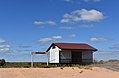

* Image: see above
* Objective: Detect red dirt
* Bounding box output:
[0,67,119,78]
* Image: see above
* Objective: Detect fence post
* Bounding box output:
[46,52,49,66]
[31,52,34,68]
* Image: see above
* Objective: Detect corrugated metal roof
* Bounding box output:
[46,43,97,52]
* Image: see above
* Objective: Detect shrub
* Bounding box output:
[0,59,6,66]
[99,60,104,64]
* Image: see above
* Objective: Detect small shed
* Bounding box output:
[46,43,97,64]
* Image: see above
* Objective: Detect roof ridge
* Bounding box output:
[53,42,88,44]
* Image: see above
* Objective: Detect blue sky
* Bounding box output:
[0,0,119,62]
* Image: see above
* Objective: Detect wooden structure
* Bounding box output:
[31,52,48,68]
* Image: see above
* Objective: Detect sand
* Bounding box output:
[0,67,119,78]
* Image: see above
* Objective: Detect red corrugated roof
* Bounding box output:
[46,43,97,52]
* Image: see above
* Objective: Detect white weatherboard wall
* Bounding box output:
[48,46,60,63]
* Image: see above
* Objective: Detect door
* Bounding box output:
[72,52,82,63]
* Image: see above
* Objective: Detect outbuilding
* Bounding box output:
[46,43,97,64]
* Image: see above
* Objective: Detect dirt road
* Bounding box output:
[0,67,119,78]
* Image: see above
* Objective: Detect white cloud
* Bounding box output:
[109,44,119,49]
[64,0,101,3]
[93,0,101,2]
[89,37,111,42]
[36,34,76,44]
[0,45,11,51]
[46,21,56,25]
[60,24,94,30]
[18,45,32,48]
[64,0,71,2]
[83,0,90,2]
[52,36,63,39]
[36,36,63,44]
[70,34,76,37]
[98,50,119,52]
[37,38,53,43]
[34,21,45,25]
[34,21,56,25]
[0,38,6,43]
[84,0,101,2]
[79,24,95,28]
[60,26,74,30]
[61,9,104,23]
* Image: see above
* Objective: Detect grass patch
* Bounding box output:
[0,62,93,69]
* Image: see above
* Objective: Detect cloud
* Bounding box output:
[64,0,81,4]
[34,21,56,25]
[61,9,104,23]
[64,0,72,2]
[52,36,63,39]
[79,24,95,28]
[64,0,101,3]
[18,45,32,48]
[60,26,74,30]
[36,34,76,44]
[60,24,94,30]
[0,45,11,51]
[109,44,119,49]
[11,49,33,52]
[93,0,101,2]
[84,0,101,2]
[70,34,76,37]
[34,21,45,25]
[98,50,119,52]
[37,38,53,43]
[83,0,90,2]
[46,21,56,25]
[89,37,111,42]
[0,38,6,43]
[36,36,63,44]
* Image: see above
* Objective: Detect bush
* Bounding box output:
[0,59,6,66]
[98,60,104,64]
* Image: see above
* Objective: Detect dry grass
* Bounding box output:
[93,60,119,72]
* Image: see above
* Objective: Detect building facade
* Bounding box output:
[46,43,97,64]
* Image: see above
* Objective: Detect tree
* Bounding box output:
[0,59,6,66]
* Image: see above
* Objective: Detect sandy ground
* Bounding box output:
[0,67,119,78]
